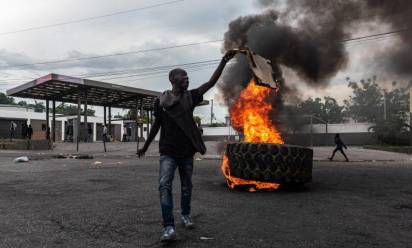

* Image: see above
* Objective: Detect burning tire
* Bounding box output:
[226,142,313,185]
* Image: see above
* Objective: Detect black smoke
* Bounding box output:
[219,0,412,110]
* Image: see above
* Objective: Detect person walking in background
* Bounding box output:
[87,124,93,142]
[329,133,349,162]
[67,123,74,142]
[21,122,28,139]
[122,124,127,142]
[10,121,17,141]
[102,125,108,142]
[27,125,33,140]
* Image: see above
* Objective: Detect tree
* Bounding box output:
[55,103,95,116]
[345,76,410,145]
[29,101,45,113]
[344,76,383,123]
[17,101,28,106]
[0,93,15,105]
[124,109,150,123]
[367,82,410,145]
[298,97,323,120]
[297,96,344,124]
[321,97,345,123]
[281,96,344,134]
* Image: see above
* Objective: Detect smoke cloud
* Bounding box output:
[219,0,412,111]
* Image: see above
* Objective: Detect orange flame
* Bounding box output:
[221,155,280,192]
[221,80,284,191]
[230,80,283,143]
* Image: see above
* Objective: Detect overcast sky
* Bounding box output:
[0,0,402,122]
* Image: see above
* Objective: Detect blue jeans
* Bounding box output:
[159,155,194,227]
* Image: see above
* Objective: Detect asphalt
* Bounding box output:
[1,148,412,247]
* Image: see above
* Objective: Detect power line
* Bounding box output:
[110,65,221,85]
[0,39,223,69]
[0,28,410,83]
[344,35,400,47]
[0,0,184,36]
[340,27,411,43]
[95,62,220,81]
[1,28,408,70]
[0,59,222,83]
[78,59,220,78]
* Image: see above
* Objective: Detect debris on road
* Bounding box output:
[13,156,29,163]
[200,236,214,240]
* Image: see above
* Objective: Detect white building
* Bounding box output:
[0,104,147,142]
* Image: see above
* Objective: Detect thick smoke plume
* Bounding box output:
[219,0,412,111]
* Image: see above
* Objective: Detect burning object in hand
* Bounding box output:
[232,48,280,91]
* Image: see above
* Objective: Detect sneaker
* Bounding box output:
[160,226,176,242]
[181,215,195,229]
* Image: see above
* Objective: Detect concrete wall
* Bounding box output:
[113,124,121,141]
[203,126,238,136]
[202,132,378,146]
[31,119,47,140]
[51,121,62,141]
[201,124,374,136]
[283,133,378,146]
[299,123,374,134]
[0,105,35,112]
[0,140,50,150]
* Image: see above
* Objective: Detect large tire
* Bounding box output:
[226,143,313,184]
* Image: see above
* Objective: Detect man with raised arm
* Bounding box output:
[137,50,236,242]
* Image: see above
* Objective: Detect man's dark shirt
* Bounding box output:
[155,89,203,158]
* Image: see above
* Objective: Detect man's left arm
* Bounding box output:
[197,50,237,95]
[341,140,348,149]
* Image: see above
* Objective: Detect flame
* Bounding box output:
[221,155,280,192]
[230,80,283,143]
[221,80,284,191]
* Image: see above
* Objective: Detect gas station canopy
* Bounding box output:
[6,73,160,110]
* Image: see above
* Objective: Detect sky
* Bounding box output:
[0,0,403,122]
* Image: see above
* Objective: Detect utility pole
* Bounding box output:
[210,99,214,126]
[383,90,387,120]
[310,115,313,147]
[409,87,412,145]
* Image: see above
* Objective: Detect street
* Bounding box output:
[0,145,411,247]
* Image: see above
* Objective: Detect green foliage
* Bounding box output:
[344,76,383,122]
[0,93,16,105]
[209,122,227,127]
[31,101,46,112]
[281,96,344,134]
[345,76,410,145]
[322,97,345,123]
[124,109,150,123]
[55,103,95,116]
[17,101,27,106]
[294,96,344,124]
[0,93,45,112]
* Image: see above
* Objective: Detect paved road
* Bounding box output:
[1,142,411,162]
[0,152,411,247]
